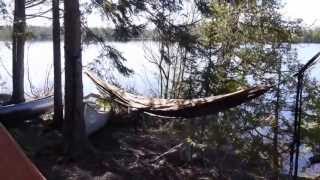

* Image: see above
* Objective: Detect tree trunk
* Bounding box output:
[63,0,90,155]
[52,0,63,127]
[11,0,26,103]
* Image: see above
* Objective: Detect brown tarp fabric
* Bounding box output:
[86,72,270,118]
[0,123,46,180]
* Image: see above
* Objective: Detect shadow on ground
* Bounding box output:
[7,119,313,180]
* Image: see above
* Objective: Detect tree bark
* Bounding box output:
[63,0,90,155]
[52,0,63,127]
[11,0,26,103]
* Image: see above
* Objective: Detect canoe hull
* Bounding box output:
[84,102,109,136]
[0,95,108,135]
[0,96,54,124]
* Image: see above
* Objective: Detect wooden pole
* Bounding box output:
[290,51,320,179]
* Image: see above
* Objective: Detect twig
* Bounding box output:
[152,142,185,162]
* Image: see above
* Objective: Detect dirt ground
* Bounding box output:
[7,118,313,180]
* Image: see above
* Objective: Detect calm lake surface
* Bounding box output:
[0,41,320,96]
[0,41,320,177]
[0,41,160,96]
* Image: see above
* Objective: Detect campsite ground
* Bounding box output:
[7,118,314,180]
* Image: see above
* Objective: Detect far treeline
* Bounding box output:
[1,25,320,43]
[296,27,320,43]
[0,26,154,41]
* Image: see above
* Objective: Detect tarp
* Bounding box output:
[86,72,270,118]
[0,123,46,180]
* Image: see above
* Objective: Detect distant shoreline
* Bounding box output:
[1,25,320,43]
[0,26,154,42]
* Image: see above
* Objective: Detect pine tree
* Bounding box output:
[64,0,90,155]
[52,0,63,127]
[11,0,26,103]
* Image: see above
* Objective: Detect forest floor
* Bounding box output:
[7,118,314,180]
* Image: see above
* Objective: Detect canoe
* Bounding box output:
[0,96,54,124]
[84,95,109,135]
[0,94,109,135]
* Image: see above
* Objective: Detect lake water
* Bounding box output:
[0,41,162,96]
[0,41,320,96]
[0,41,320,177]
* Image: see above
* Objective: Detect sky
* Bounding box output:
[87,1,320,28]
[1,0,320,28]
[281,0,320,27]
